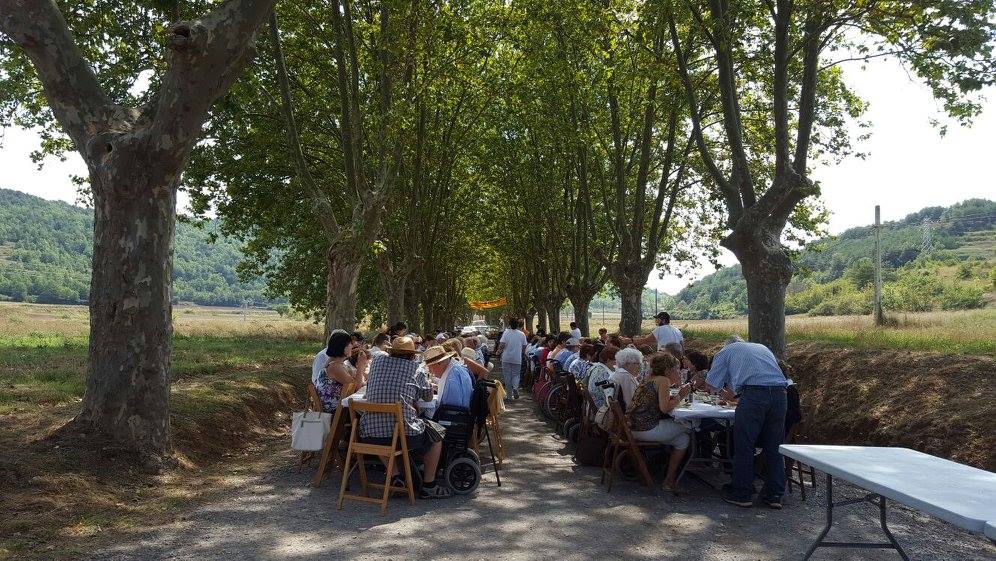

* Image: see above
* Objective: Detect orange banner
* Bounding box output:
[469,297,507,310]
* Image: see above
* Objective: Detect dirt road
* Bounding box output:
[87,400,994,560]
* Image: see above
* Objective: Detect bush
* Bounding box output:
[882,269,943,312]
[939,283,985,310]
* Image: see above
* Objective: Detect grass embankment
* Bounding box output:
[684,336,996,471]
[0,303,322,561]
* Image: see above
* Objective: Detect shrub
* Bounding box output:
[939,283,985,310]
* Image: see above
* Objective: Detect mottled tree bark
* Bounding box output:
[324,241,364,336]
[726,230,794,357]
[618,282,644,337]
[570,297,591,338]
[0,0,276,462]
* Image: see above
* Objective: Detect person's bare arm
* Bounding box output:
[657,377,690,414]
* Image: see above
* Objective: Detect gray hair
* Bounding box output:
[615,347,643,368]
[724,335,745,345]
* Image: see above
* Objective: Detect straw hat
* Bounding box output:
[459,347,478,362]
[388,336,417,356]
[423,345,455,366]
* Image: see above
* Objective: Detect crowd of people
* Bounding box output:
[498,312,801,508]
[310,322,498,500]
[309,312,801,508]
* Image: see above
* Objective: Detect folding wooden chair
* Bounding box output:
[312,382,358,487]
[785,423,816,500]
[297,383,326,468]
[600,396,662,492]
[337,401,416,515]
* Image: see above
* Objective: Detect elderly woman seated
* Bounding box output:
[586,345,618,408]
[627,353,692,492]
[608,347,643,408]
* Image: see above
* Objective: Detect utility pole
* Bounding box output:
[874,205,884,326]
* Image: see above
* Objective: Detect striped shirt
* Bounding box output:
[705,342,788,394]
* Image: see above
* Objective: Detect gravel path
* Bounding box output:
[89,400,994,561]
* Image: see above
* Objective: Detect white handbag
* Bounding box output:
[291,410,332,452]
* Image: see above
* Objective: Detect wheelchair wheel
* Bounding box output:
[445,457,481,495]
[457,448,481,465]
[542,383,565,422]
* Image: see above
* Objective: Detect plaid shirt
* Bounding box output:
[359,354,433,438]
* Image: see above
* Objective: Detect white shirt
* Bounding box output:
[311,348,330,385]
[571,327,582,340]
[652,324,684,351]
[608,368,639,407]
[498,328,527,365]
[370,347,388,358]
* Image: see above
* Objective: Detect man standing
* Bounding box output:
[706,336,788,509]
[641,312,683,352]
[496,317,527,400]
[569,321,582,340]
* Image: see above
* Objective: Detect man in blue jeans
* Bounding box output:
[706,336,788,509]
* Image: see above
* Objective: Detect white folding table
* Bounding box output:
[673,402,736,487]
[780,444,996,560]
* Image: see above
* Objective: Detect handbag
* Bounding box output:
[291,410,332,452]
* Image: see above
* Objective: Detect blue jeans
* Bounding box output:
[730,385,787,502]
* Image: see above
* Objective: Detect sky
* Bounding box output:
[1,58,994,294]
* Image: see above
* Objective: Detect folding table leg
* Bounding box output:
[880,495,910,561]
[802,473,834,561]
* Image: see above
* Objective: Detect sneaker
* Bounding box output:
[723,496,753,508]
[762,498,783,510]
[419,483,452,499]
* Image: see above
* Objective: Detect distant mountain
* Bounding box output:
[673,199,996,319]
[0,188,274,307]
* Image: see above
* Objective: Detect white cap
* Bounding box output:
[566,337,580,346]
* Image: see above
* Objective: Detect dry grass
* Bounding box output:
[0,302,320,561]
[587,308,996,356]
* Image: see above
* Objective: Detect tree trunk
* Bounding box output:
[570,297,591,337]
[726,232,794,357]
[525,308,536,335]
[78,169,176,463]
[547,305,561,334]
[385,280,405,327]
[536,307,548,333]
[618,282,643,337]
[324,242,363,337]
[404,284,420,332]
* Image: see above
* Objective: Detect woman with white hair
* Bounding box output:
[608,346,643,408]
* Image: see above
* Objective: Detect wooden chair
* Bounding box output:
[312,382,358,487]
[337,401,416,515]
[785,423,816,500]
[297,383,326,468]
[600,396,662,492]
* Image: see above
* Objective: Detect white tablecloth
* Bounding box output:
[341,389,439,414]
[780,445,996,535]
[672,401,736,421]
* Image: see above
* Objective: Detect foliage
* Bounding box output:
[0,189,273,307]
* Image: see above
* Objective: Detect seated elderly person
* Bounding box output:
[358,336,451,499]
[609,347,643,409]
[627,353,692,492]
[425,346,474,410]
[587,345,618,408]
[554,337,580,372]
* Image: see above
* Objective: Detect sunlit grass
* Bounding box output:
[677,309,996,356]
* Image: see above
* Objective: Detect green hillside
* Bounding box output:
[674,199,996,319]
[0,189,273,306]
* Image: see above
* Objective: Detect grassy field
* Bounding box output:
[588,308,996,356]
[0,303,323,561]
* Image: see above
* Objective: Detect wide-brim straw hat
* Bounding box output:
[459,347,478,362]
[388,336,417,356]
[423,345,455,365]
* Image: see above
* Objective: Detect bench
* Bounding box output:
[780,445,996,560]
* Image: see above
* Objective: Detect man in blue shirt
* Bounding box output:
[707,336,789,509]
[554,338,580,372]
[426,347,474,409]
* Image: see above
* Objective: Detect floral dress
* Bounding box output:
[316,361,354,412]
